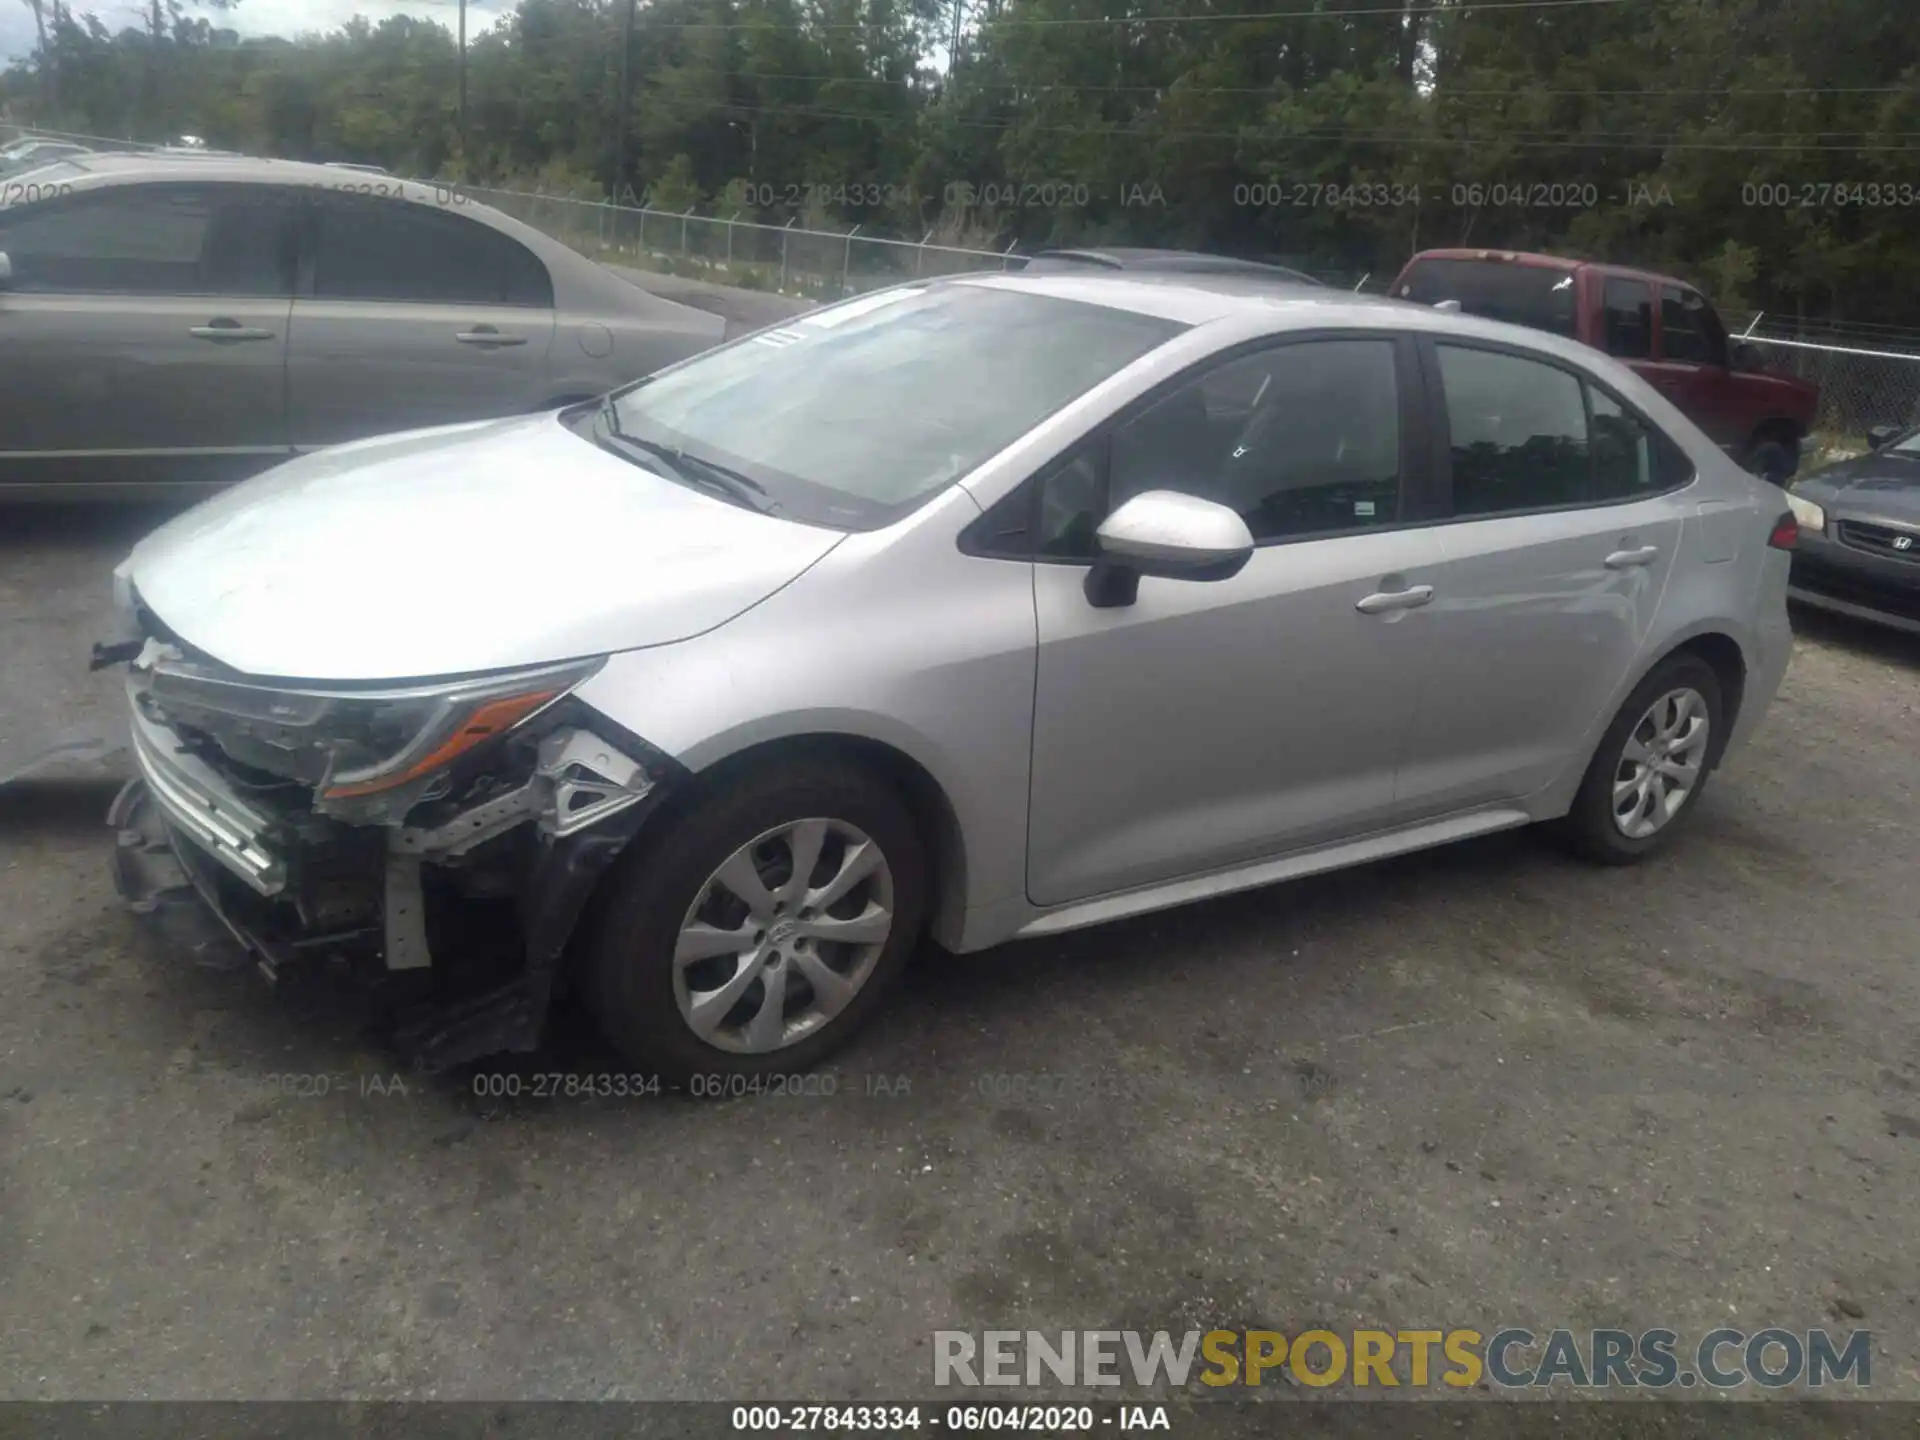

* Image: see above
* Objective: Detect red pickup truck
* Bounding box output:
[1390,249,1819,483]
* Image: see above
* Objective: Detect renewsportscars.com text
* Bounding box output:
[933,1327,1871,1390]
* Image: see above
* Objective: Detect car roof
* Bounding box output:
[950,268,1635,361]
[1025,246,1320,281]
[49,152,376,182]
[954,269,1395,324]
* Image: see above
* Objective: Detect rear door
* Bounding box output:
[287,191,556,447]
[0,180,294,490]
[1393,338,1695,816]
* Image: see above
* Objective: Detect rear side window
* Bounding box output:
[1437,345,1589,513]
[1602,278,1653,359]
[1437,343,1694,514]
[1396,258,1577,339]
[0,182,295,296]
[311,193,552,307]
[1590,389,1695,499]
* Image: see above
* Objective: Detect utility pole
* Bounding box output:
[457,0,467,158]
[614,0,637,200]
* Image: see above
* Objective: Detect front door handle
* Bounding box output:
[1355,584,1434,615]
[1605,545,1660,569]
[455,326,527,347]
[189,320,275,342]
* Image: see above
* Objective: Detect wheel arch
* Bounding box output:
[1662,630,1748,760]
[638,728,974,952]
[1540,623,1755,821]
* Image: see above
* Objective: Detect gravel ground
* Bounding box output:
[3,494,1918,1407]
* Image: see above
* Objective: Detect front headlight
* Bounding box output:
[1784,490,1826,535]
[139,655,605,819]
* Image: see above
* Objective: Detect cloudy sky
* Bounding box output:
[2,0,515,66]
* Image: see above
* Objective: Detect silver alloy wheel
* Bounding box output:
[1611,686,1711,840]
[672,817,895,1054]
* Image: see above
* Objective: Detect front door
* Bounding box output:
[1025,335,1442,908]
[0,181,295,491]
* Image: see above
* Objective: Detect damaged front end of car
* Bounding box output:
[106,625,683,1071]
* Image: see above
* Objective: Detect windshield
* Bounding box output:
[1890,429,1920,458]
[601,282,1186,530]
[1397,258,1579,338]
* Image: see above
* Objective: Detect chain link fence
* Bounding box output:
[1735,333,1920,450]
[462,187,1018,301]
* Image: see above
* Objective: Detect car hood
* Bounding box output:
[122,413,845,682]
[1795,453,1920,522]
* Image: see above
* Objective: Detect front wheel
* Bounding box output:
[583,756,927,1081]
[1557,654,1724,865]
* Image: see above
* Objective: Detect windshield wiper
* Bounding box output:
[594,401,777,514]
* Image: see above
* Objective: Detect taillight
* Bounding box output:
[1767,511,1798,550]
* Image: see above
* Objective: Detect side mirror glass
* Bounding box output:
[1730,341,1762,372]
[0,251,12,288]
[1866,423,1904,451]
[1085,489,1255,608]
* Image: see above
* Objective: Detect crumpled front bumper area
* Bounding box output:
[111,695,680,1070]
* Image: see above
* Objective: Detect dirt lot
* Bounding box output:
[2,497,1918,1407]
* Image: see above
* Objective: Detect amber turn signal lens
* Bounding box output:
[321,689,558,799]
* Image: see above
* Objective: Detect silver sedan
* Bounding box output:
[106,272,1798,1077]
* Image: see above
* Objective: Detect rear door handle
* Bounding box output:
[1605,545,1660,568]
[1355,584,1434,615]
[455,327,527,347]
[189,321,275,342]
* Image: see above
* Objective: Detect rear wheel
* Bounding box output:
[1742,436,1797,486]
[584,756,926,1080]
[1558,653,1724,865]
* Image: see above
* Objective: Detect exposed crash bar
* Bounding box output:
[128,703,287,895]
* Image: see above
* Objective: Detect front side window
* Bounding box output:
[602,282,1186,531]
[1028,339,1404,556]
[1110,339,1403,541]
[311,194,552,306]
[0,183,295,296]
[1602,278,1653,359]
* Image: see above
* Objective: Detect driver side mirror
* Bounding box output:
[1730,340,1762,372]
[1867,423,1905,451]
[1084,489,1255,608]
[0,251,12,289]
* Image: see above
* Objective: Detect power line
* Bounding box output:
[648,0,1633,33]
[691,70,1920,99]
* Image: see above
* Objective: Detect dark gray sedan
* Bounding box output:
[1786,425,1920,634]
[0,153,725,498]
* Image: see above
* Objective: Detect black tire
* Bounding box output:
[1742,437,1797,486]
[1557,653,1725,865]
[583,755,926,1082]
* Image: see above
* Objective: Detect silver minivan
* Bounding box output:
[0,153,724,497]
